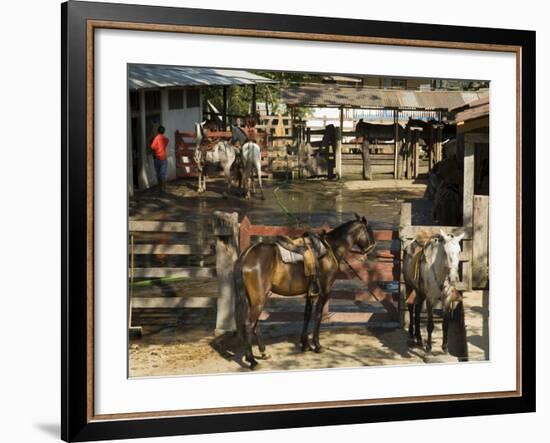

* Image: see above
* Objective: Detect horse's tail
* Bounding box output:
[233,254,250,343]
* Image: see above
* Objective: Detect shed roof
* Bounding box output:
[128,65,276,90]
[454,95,490,122]
[281,85,488,110]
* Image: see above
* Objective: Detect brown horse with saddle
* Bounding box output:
[234,214,377,369]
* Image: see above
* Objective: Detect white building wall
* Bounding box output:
[133,88,203,190]
[160,89,202,182]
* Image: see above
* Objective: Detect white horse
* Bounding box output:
[402,230,464,353]
[193,122,237,195]
[240,141,264,200]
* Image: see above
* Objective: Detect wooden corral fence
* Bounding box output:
[174,130,269,179]
[128,219,218,335]
[235,215,402,327]
[398,132,490,292]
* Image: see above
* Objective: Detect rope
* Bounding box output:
[272,186,308,226]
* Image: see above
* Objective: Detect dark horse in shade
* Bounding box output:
[234,214,377,369]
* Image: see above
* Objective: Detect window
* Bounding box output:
[144,90,161,114]
[186,88,200,108]
[391,79,407,89]
[168,89,184,109]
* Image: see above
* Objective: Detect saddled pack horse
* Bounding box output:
[406,118,456,151]
[193,121,237,195]
[356,119,406,144]
[234,214,377,369]
[402,230,464,353]
[231,125,264,199]
[355,119,405,179]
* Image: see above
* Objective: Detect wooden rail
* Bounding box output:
[238,216,401,324]
[128,219,218,334]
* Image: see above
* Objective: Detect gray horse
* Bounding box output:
[402,230,464,353]
[193,122,237,195]
[231,125,264,199]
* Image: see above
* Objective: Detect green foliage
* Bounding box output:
[202,71,324,119]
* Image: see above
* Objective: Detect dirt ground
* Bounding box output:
[129,289,488,377]
[129,177,487,378]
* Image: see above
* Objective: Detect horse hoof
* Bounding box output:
[425,345,432,353]
[260,353,271,360]
[248,360,259,370]
[441,345,449,354]
[301,344,314,352]
[314,346,324,354]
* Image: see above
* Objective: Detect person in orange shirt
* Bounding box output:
[150,126,169,193]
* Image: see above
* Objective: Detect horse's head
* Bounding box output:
[438,229,464,284]
[353,213,377,257]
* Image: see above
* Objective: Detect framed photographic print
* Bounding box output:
[62,1,535,441]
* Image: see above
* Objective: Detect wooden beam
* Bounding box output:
[399,202,412,230]
[129,220,192,232]
[393,110,399,179]
[463,141,475,228]
[222,85,228,130]
[131,244,214,255]
[133,297,217,309]
[132,267,216,278]
[214,211,239,335]
[455,103,489,123]
[472,195,489,289]
[336,107,343,179]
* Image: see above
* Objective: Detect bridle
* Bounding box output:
[351,222,376,256]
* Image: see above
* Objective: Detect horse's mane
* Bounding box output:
[325,219,362,241]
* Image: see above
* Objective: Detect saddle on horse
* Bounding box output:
[274,232,328,298]
[405,230,432,305]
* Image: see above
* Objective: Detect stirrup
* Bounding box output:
[307,279,320,298]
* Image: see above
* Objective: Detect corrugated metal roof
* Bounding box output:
[281,85,489,110]
[128,65,276,90]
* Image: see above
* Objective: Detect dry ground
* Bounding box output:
[129,291,488,377]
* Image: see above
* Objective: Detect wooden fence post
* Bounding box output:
[463,136,475,229]
[335,126,342,179]
[472,195,489,289]
[399,202,412,326]
[362,139,372,180]
[435,125,443,163]
[212,211,239,335]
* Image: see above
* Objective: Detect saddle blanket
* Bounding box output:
[276,244,304,264]
[276,244,319,278]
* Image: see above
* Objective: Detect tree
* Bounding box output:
[201,71,324,121]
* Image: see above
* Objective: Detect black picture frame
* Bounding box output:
[62,1,536,441]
